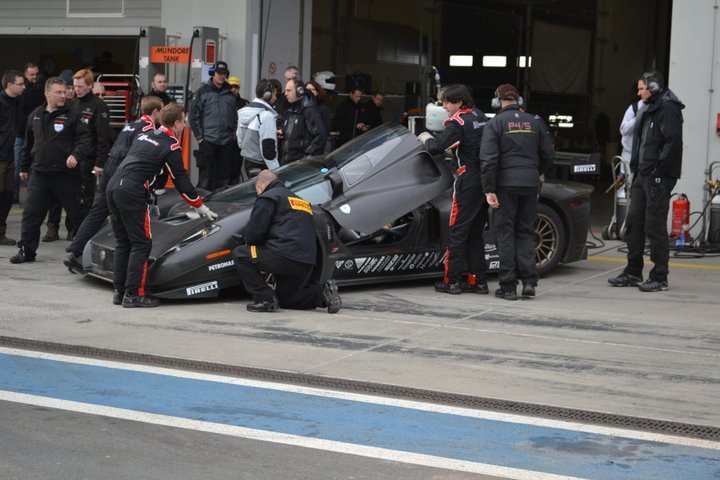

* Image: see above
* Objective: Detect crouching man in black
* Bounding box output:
[232,169,341,313]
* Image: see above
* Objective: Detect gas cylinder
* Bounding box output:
[709,194,720,244]
[671,194,690,244]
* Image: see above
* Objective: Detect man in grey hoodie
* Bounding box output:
[236,79,280,178]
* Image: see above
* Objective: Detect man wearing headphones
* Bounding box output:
[480,84,555,300]
[608,71,684,292]
[281,76,326,164]
[189,60,238,190]
[236,79,280,177]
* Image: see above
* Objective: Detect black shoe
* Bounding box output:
[10,248,35,264]
[321,280,342,314]
[63,252,83,274]
[521,284,536,298]
[434,280,462,294]
[0,235,16,246]
[495,288,518,301]
[112,290,124,305]
[247,298,279,312]
[608,273,642,287]
[461,280,489,294]
[638,279,669,292]
[122,293,160,308]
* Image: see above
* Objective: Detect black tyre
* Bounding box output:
[535,203,566,277]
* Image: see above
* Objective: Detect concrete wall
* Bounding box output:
[669,0,720,238]
[160,0,312,101]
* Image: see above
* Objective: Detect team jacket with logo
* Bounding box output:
[74,92,112,170]
[244,180,317,265]
[114,126,202,207]
[480,104,555,192]
[425,107,487,173]
[21,103,91,175]
[99,114,156,191]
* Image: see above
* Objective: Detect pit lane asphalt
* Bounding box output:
[1,206,719,430]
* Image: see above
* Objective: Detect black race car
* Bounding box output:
[83,123,592,299]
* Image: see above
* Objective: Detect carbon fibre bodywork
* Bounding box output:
[83,123,592,299]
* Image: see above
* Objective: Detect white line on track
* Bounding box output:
[0,390,583,480]
[2,346,718,451]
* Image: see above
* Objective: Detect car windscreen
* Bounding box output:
[207,161,332,205]
[324,123,409,168]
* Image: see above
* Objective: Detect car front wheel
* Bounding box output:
[535,203,566,277]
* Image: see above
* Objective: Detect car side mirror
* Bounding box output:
[324,167,343,196]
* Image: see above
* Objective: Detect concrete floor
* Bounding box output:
[1,189,719,429]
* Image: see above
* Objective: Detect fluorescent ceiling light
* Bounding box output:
[518,56,532,68]
[449,55,473,67]
[482,56,507,68]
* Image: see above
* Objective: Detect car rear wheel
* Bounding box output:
[535,203,566,277]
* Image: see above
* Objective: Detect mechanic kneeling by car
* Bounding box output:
[106,103,218,308]
[231,169,341,313]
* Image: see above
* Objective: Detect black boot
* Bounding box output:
[63,252,83,274]
[246,297,280,312]
[122,293,160,308]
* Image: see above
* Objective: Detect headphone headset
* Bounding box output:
[292,75,305,97]
[208,61,229,77]
[491,91,524,110]
[262,79,273,102]
[642,71,661,94]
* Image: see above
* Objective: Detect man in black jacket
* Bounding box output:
[189,61,238,190]
[333,87,368,146]
[608,71,684,292]
[107,103,217,308]
[13,63,44,204]
[480,84,555,300]
[63,96,163,273]
[281,77,326,164]
[147,73,173,106]
[10,77,92,264]
[0,70,26,245]
[231,169,341,313]
[418,84,489,295]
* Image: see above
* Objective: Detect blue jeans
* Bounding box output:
[13,137,23,203]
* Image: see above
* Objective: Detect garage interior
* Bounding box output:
[311,0,673,224]
[0,0,673,226]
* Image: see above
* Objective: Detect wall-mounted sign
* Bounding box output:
[205,40,216,65]
[150,46,190,64]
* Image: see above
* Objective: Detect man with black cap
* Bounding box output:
[480,83,555,300]
[189,60,238,190]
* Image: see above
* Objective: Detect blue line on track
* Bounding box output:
[1,353,719,479]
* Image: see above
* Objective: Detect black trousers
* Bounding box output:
[623,174,677,282]
[46,172,95,232]
[0,161,14,237]
[198,141,236,191]
[444,168,488,284]
[68,181,110,258]
[495,187,539,289]
[232,245,322,310]
[18,172,84,256]
[107,177,152,296]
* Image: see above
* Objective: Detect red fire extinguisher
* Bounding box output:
[671,194,690,242]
